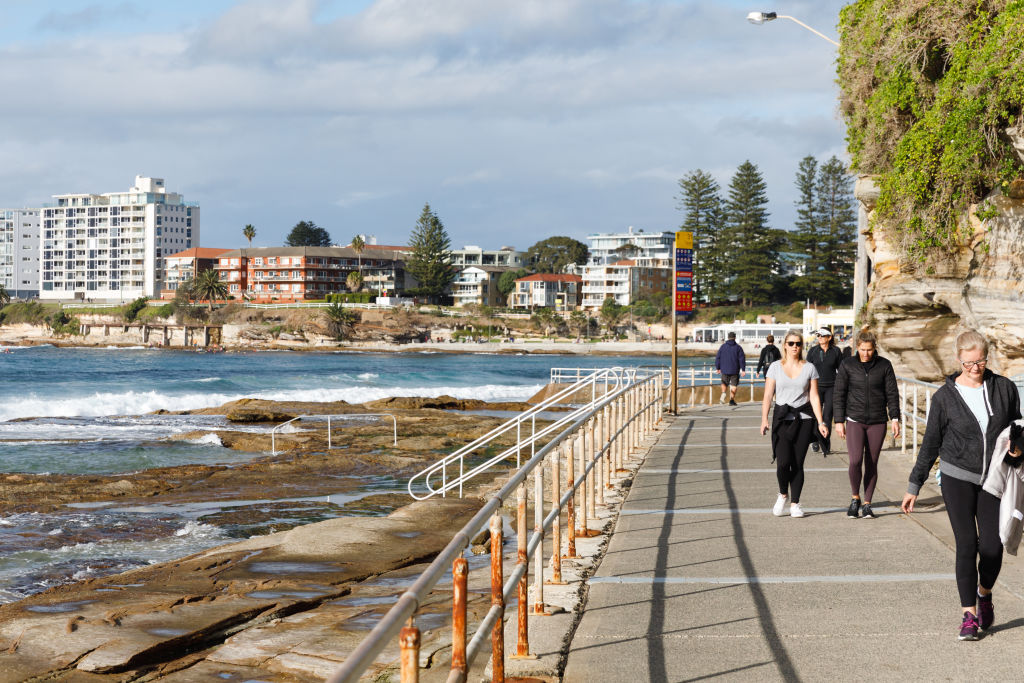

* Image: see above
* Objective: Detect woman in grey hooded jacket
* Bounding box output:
[901,330,1021,641]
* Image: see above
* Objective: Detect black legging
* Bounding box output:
[942,475,1002,608]
[775,418,815,504]
[819,385,834,451]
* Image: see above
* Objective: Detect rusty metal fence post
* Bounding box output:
[548,449,564,585]
[400,622,420,683]
[490,515,505,683]
[514,484,529,658]
[566,433,579,557]
[450,558,467,679]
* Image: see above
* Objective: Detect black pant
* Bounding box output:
[775,418,815,504]
[818,385,834,452]
[942,475,1002,608]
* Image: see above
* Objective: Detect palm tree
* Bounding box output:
[351,234,365,267]
[324,303,358,340]
[347,270,364,293]
[0,283,10,308]
[192,268,229,312]
[243,224,256,248]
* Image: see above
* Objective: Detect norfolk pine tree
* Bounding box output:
[724,161,780,306]
[406,203,455,301]
[815,156,857,303]
[677,169,725,303]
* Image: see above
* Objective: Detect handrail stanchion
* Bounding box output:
[451,558,468,679]
[532,461,548,615]
[548,449,564,584]
[901,381,907,454]
[566,433,579,557]
[489,515,505,683]
[514,484,530,658]
[913,387,919,454]
[580,421,590,536]
[588,416,597,519]
[596,406,606,504]
[399,621,420,683]
[690,366,696,407]
[925,388,932,427]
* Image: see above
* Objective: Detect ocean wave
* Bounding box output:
[174,521,220,538]
[0,383,544,420]
[188,433,224,447]
[194,377,222,383]
[357,372,379,380]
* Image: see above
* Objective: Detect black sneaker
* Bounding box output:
[728,399,737,406]
[979,593,994,631]
[861,503,876,519]
[959,611,980,641]
[811,442,820,452]
[847,498,860,519]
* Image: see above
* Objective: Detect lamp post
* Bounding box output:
[746,11,839,46]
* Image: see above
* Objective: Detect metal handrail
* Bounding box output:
[896,375,941,456]
[327,374,661,682]
[407,368,628,500]
[270,413,397,455]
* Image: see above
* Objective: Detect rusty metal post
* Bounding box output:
[532,461,549,615]
[514,484,529,657]
[548,449,564,584]
[566,433,578,557]
[451,558,468,678]
[580,424,590,535]
[596,407,606,504]
[400,621,421,683]
[490,515,505,683]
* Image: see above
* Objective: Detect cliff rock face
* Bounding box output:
[858,178,1024,382]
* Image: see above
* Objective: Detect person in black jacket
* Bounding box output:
[807,327,845,453]
[902,330,1022,641]
[833,329,901,520]
[756,334,782,377]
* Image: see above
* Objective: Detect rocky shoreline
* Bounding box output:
[0,393,568,679]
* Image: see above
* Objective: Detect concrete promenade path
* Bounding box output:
[562,403,1024,682]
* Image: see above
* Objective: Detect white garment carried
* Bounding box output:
[981,419,1024,555]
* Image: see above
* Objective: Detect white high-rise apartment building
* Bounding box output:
[0,208,41,298]
[40,176,199,301]
[581,227,674,309]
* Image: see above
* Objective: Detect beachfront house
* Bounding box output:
[451,266,513,308]
[510,273,582,311]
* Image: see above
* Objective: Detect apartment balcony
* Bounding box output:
[584,273,628,282]
[582,285,629,295]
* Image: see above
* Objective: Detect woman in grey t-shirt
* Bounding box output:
[760,329,829,518]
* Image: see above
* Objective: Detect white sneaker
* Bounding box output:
[719,393,727,404]
[790,502,805,518]
[772,494,787,516]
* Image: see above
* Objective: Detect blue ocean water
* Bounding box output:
[0,346,702,602]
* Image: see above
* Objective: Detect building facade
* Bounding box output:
[161,247,232,298]
[451,266,512,307]
[214,246,413,302]
[450,245,528,269]
[0,208,40,298]
[511,273,582,310]
[39,176,199,301]
[581,227,674,310]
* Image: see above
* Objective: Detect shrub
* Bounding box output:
[122,297,149,322]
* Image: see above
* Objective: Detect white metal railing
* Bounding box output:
[243,302,384,310]
[551,362,765,407]
[407,368,632,500]
[328,373,661,682]
[270,413,397,455]
[897,376,941,456]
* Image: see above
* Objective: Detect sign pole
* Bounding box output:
[671,231,694,416]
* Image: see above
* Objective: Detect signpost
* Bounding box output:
[670,231,694,414]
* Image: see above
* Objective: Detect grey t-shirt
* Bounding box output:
[767,360,820,420]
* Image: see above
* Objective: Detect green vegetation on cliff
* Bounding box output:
[838,0,1024,258]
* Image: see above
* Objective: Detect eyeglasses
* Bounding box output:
[961,358,987,369]
[785,341,803,347]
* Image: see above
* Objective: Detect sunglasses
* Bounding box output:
[785,341,803,347]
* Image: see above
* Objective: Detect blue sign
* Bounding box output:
[675,248,693,271]
[676,275,692,292]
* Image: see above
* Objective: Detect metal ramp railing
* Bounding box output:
[270,413,397,455]
[406,367,633,500]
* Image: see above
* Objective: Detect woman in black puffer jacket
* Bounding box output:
[902,330,1021,641]
[833,329,901,520]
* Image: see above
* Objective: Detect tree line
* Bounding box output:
[678,156,857,307]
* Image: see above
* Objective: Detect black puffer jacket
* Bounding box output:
[907,370,1022,495]
[833,354,901,425]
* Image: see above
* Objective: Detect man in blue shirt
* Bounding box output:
[715,332,746,406]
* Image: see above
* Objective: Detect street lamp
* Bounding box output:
[746,11,839,46]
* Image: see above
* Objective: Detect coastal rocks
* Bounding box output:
[860,187,1024,381]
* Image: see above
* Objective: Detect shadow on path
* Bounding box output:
[720,417,801,682]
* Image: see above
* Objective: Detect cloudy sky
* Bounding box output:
[0,0,847,251]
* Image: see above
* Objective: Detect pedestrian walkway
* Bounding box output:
[563,404,1024,682]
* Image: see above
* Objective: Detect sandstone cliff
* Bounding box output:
[857,175,1024,382]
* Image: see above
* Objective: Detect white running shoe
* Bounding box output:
[772,494,787,516]
[719,393,727,404]
[790,502,805,518]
